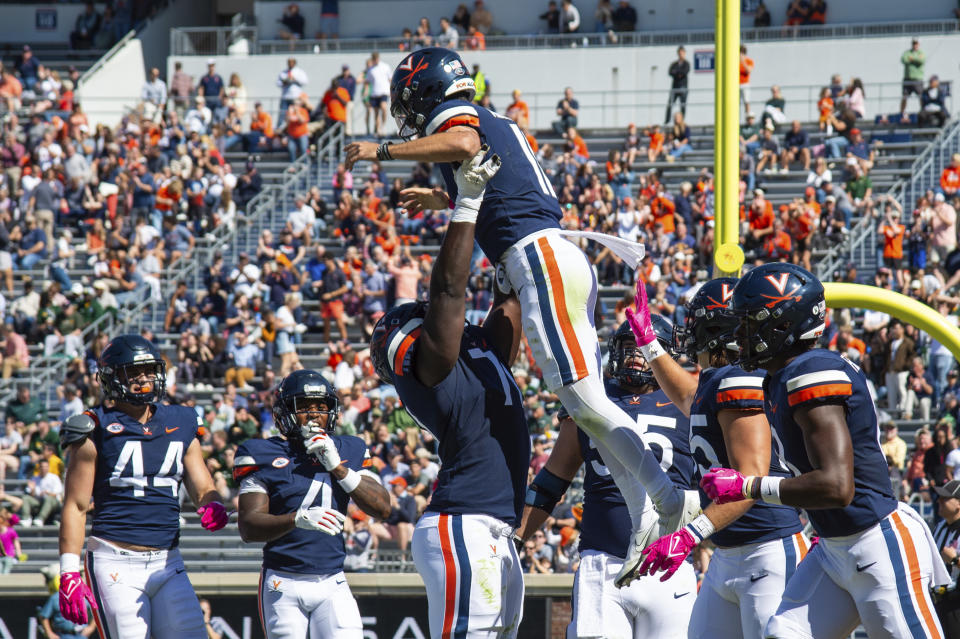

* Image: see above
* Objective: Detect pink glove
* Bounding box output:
[59,571,97,624]
[700,467,748,505]
[198,502,228,531]
[638,527,698,582]
[624,278,656,347]
[808,536,819,552]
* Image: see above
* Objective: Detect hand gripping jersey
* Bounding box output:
[764,350,898,538]
[572,383,695,559]
[427,99,562,263]
[88,404,202,549]
[392,324,530,527]
[234,435,371,574]
[690,365,802,547]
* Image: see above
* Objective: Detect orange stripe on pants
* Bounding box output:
[258,571,266,637]
[891,511,942,639]
[438,513,458,639]
[795,533,808,561]
[536,237,588,381]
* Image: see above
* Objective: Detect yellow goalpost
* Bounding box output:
[711,1,960,359]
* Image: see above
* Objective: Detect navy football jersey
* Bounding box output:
[765,350,897,538]
[426,99,562,262]
[572,383,695,559]
[234,435,371,574]
[690,365,803,547]
[88,404,202,549]
[391,324,529,527]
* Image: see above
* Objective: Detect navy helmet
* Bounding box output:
[273,369,340,441]
[390,47,475,139]
[606,314,676,388]
[675,277,740,360]
[728,263,826,371]
[370,301,428,384]
[98,334,166,405]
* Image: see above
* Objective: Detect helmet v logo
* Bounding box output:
[764,273,790,295]
[401,58,430,87]
[721,283,734,302]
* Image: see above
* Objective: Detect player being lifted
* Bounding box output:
[235,369,391,639]
[625,278,807,638]
[518,316,698,638]
[347,47,700,583]
[58,335,229,638]
[701,263,949,639]
[370,149,530,638]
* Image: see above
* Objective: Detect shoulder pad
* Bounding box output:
[61,412,97,448]
[233,438,289,481]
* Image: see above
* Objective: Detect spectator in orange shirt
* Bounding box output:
[787,198,815,271]
[565,127,589,162]
[763,218,793,262]
[310,77,350,138]
[245,102,274,152]
[0,70,22,112]
[746,187,775,249]
[649,186,676,234]
[647,124,665,162]
[817,87,834,131]
[739,45,754,117]
[285,97,310,163]
[941,153,960,198]
[506,89,530,128]
[465,25,486,50]
[879,205,906,272]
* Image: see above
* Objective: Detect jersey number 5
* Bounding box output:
[110,440,184,497]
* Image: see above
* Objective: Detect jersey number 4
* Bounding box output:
[110,440,184,498]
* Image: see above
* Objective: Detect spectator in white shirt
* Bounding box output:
[286,194,317,245]
[364,52,393,136]
[0,420,23,484]
[561,0,581,33]
[58,383,84,423]
[185,96,212,134]
[141,67,168,122]
[277,57,308,125]
[436,17,459,48]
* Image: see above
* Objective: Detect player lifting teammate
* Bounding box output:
[235,369,391,639]
[58,334,229,638]
[626,278,807,638]
[701,263,949,639]
[518,316,697,638]
[370,149,531,638]
[347,47,699,584]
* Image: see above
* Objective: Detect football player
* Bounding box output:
[346,47,699,583]
[518,316,698,638]
[369,148,529,638]
[234,369,391,639]
[701,263,949,639]
[625,278,807,638]
[58,334,229,638]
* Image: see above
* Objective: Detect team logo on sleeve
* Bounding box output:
[272,457,290,468]
[141,426,153,436]
[106,423,124,434]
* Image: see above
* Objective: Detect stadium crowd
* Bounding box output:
[0,20,957,580]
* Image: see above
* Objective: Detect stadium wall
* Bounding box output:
[170,33,960,130]
[0,573,573,639]
[0,3,107,43]
[77,37,147,128]
[252,0,958,40]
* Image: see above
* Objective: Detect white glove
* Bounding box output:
[294,507,346,535]
[304,432,341,471]
[300,420,325,440]
[452,145,502,223]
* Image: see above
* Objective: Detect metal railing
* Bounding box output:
[172,19,960,56]
[79,29,136,86]
[890,118,960,210]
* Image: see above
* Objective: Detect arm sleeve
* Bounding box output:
[785,366,853,409]
[714,374,765,410]
[423,102,480,137]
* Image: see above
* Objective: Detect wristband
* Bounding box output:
[743,475,784,504]
[685,513,716,542]
[338,468,362,493]
[376,141,394,161]
[638,339,667,363]
[450,202,480,224]
[60,553,81,574]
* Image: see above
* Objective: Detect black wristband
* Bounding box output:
[376,141,394,161]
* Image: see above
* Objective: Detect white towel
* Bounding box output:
[558,230,647,270]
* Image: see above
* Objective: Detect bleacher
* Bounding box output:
[0,41,107,83]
